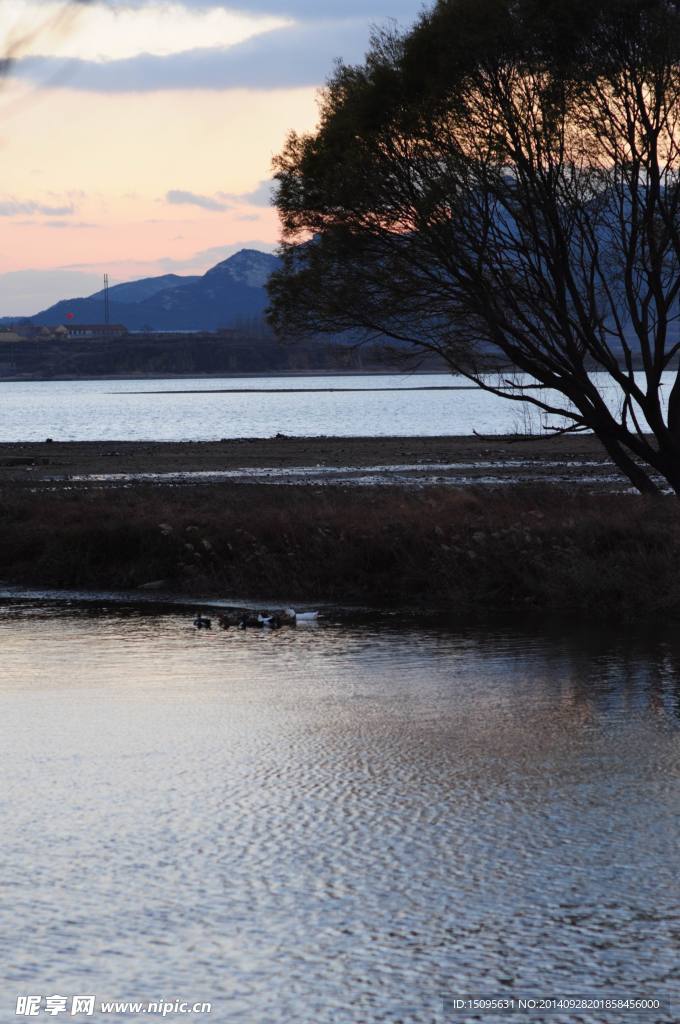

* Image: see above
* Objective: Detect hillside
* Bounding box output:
[31,250,281,331]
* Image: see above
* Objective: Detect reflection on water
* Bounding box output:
[0,608,678,1023]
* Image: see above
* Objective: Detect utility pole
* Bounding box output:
[103,273,110,325]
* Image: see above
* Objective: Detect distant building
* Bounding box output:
[65,324,128,339]
[38,326,57,340]
[0,327,24,343]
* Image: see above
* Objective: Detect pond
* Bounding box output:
[0,606,678,1022]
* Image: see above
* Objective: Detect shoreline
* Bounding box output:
[0,434,625,489]
[0,457,677,620]
[0,368,452,384]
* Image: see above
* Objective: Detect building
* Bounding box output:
[65,324,128,340]
[0,327,24,343]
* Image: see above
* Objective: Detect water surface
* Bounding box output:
[0,372,668,441]
[0,607,678,1022]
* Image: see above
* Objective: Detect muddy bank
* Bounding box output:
[0,434,627,488]
[0,481,677,620]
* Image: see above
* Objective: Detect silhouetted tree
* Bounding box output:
[269,0,680,493]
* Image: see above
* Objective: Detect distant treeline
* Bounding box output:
[0,330,446,380]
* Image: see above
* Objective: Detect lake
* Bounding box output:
[0,374,520,441]
[0,372,667,441]
[0,605,677,1023]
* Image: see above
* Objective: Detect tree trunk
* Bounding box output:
[597,434,662,494]
[654,448,680,496]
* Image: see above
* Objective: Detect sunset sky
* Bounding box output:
[0,0,421,314]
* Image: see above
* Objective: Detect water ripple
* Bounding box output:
[0,610,678,1022]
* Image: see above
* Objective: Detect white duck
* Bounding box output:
[284,608,320,623]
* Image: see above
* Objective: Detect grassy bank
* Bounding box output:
[1,483,679,619]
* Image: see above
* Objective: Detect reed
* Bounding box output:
[1,483,678,619]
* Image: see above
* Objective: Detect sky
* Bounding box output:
[0,0,423,315]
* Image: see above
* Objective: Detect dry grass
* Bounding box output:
[1,483,679,619]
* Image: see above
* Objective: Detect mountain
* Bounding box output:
[31,249,281,331]
[87,273,200,305]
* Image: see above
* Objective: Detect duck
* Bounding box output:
[283,608,320,623]
[193,613,212,630]
[238,614,264,630]
[257,612,283,630]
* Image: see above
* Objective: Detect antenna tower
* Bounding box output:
[103,273,110,325]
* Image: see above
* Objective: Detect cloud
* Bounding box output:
[0,269,105,317]
[9,19,380,91]
[0,240,279,315]
[0,2,289,62]
[42,220,97,229]
[220,179,274,207]
[112,0,419,16]
[252,0,414,11]
[166,189,227,211]
[60,239,278,276]
[0,199,75,217]
[157,239,277,271]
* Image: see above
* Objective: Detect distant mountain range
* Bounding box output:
[29,249,281,331]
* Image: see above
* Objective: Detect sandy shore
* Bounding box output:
[0,434,626,488]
